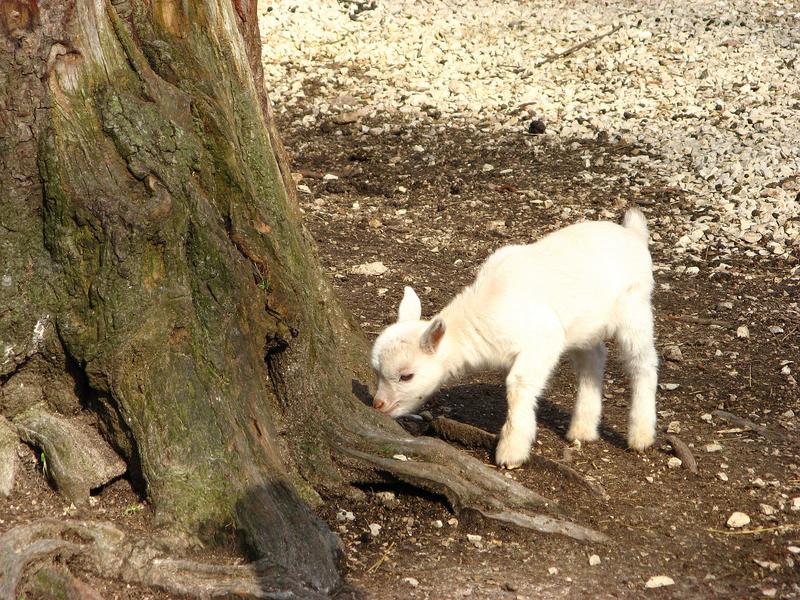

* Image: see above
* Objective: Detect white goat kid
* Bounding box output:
[370,209,658,469]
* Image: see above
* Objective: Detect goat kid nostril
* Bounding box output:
[373,399,386,410]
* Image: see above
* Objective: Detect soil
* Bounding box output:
[3,106,798,599]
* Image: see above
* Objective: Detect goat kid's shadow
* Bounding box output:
[353,378,629,451]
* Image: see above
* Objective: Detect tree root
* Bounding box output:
[0,519,330,600]
[336,426,609,544]
[424,416,610,501]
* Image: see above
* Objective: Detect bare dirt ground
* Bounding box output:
[282,105,800,599]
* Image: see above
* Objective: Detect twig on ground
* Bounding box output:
[663,434,698,474]
[366,542,395,574]
[712,410,783,440]
[705,524,800,536]
[663,314,724,326]
[530,24,623,69]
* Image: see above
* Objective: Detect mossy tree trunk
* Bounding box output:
[1,0,390,591]
[1,1,604,596]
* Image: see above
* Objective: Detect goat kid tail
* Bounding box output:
[623,208,649,245]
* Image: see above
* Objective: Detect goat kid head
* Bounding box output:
[370,286,447,416]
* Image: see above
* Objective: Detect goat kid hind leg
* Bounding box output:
[615,294,659,451]
[566,343,607,444]
[495,346,562,469]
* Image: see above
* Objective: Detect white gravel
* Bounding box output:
[259,0,799,255]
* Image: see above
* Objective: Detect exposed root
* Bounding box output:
[0,519,330,600]
[663,434,698,474]
[336,427,609,544]
[424,416,610,501]
[427,416,496,450]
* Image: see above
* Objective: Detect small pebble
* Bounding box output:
[667,457,682,469]
[736,325,750,338]
[527,119,546,134]
[433,519,443,528]
[705,442,723,453]
[589,554,601,566]
[403,577,419,587]
[369,523,382,536]
[663,345,683,362]
[726,512,750,529]
[717,472,729,482]
[645,576,675,589]
[548,567,558,575]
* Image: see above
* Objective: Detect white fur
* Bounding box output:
[371,209,658,468]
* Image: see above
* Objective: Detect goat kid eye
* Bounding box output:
[399,373,414,382]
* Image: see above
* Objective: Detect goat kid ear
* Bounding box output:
[397,286,422,322]
[420,317,446,354]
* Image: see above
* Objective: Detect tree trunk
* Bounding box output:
[0,1,604,596]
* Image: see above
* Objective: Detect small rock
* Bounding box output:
[336,509,355,522]
[402,577,419,587]
[768,325,785,334]
[645,576,675,588]
[781,365,792,376]
[782,409,795,418]
[667,420,681,434]
[705,442,723,453]
[502,582,518,592]
[726,512,750,528]
[701,413,713,422]
[528,119,546,134]
[762,588,777,598]
[787,546,800,554]
[736,325,750,339]
[548,567,559,575]
[433,519,443,528]
[659,383,680,391]
[663,345,683,362]
[791,497,800,511]
[376,491,397,506]
[481,163,495,173]
[717,472,729,481]
[754,559,780,572]
[589,554,601,566]
[297,184,312,194]
[322,173,339,181]
[645,476,654,483]
[447,518,459,527]
[351,261,388,276]
[392,454,408,461]
[667,457,682,469]
[466,534,482,547]
[368,523,382,536]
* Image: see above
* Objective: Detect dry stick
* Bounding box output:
[663,313,724,326]
[712,409,783,440]
[663,434,698,474]
[427,416,610,501]
[531,24,623,69]
[705,524,800,536]
[366,541,395,574]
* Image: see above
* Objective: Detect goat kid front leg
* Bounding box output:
[495,347,562,469]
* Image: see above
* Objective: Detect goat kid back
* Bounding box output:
[370,208,658,468]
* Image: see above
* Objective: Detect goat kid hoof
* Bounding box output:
[627,427,655,451]
[565,424,599,444]
[495,438,531,470]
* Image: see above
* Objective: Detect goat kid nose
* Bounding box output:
[373,398,386,410]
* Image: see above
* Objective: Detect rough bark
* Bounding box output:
[1,1,606,596]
